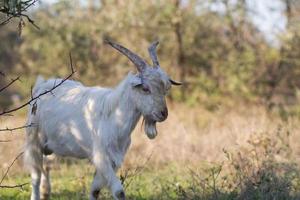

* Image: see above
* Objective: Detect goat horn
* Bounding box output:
[148,41,160,68]
[106,40,147,73]
[169,79,182,86]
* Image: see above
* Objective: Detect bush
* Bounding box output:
[161,126,300,200]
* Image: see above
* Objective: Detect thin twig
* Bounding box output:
[120,152,153,189]
[0,76,20,93]
[0,0,39,28]
[0,15,13,26]
[0,182,29,189]
[0,140,11,142]
[0,152,24,186]
[0,124,33,132]
[0,53,76,190]
[21,13,39,30]
[0,53,76,116]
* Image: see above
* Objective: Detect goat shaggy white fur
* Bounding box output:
[24,41,181,200]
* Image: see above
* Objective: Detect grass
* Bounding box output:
[0,164,186,200]
[1,104,300,199]
[1,139,300,200]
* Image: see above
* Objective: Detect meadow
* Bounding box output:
[1,103,300,199]
[1,1,300,199]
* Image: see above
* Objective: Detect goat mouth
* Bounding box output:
[144,119,157,139]
[152,112,166,122]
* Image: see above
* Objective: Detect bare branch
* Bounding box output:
[0,182,29,189]
[0,152,24,186]
[69,52,75,73]
[0,140,11,142]
[0,54,76,116]
[0,123,34,132]
[0,15,13,26]
[0,0,39,29]
[20,14,39,30]
[0,54,76,191]
[120,152,153,189]
[0,76,20,93]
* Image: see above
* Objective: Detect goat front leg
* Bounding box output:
[90,170,106,200]
[105,164,125,200]
[94,157,125,200]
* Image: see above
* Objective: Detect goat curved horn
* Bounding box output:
[169,78,182,86]
[148,41,160,68]
[106,40,147,73]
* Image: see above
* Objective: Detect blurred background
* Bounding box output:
[1,0,300,199]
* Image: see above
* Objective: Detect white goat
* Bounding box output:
[24,41,181,200]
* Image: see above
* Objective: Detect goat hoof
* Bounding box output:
[40,194,50,200]
[92,189,100,199]
[116,190,125,200]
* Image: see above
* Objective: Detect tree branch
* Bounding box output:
[0,76,20,93]
[0,123,34,132]
[0,53,76,116]
[0,139,11,143]
[0,0,39,29]
[0,152,24,186]
[0,53,76,191]
[0,182,29,189]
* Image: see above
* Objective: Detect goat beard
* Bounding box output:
[143,118,157,139]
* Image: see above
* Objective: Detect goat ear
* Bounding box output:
[130,76,143,87]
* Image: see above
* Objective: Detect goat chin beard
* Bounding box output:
[144,119,157,139]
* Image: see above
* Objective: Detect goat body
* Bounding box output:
[26,74,141,200]
[25,41,181,200]
[32,75,139,163]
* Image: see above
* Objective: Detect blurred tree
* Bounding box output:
[0,21,21,110]
[0,0,299,111]
[254,0,300,109]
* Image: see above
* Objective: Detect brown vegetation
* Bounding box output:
[1,103,300,170]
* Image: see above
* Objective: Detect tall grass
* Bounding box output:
[166,126,300,200]
[1,103,300,199]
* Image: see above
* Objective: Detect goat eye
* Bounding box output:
[142,86,151,93]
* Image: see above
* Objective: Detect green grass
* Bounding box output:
[0,162,229,200]
[2,128,300,200]
[1,161,300,200]
[0,164,187,200]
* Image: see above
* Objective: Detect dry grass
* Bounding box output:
[1,103,300,199]
[126,103,300,167]
[0,116,25,175]
[1,103,300,172]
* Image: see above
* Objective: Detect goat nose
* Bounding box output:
[161,108,168,119]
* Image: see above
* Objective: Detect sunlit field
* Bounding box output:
[1,104,300,199]
[1,0,300,199]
